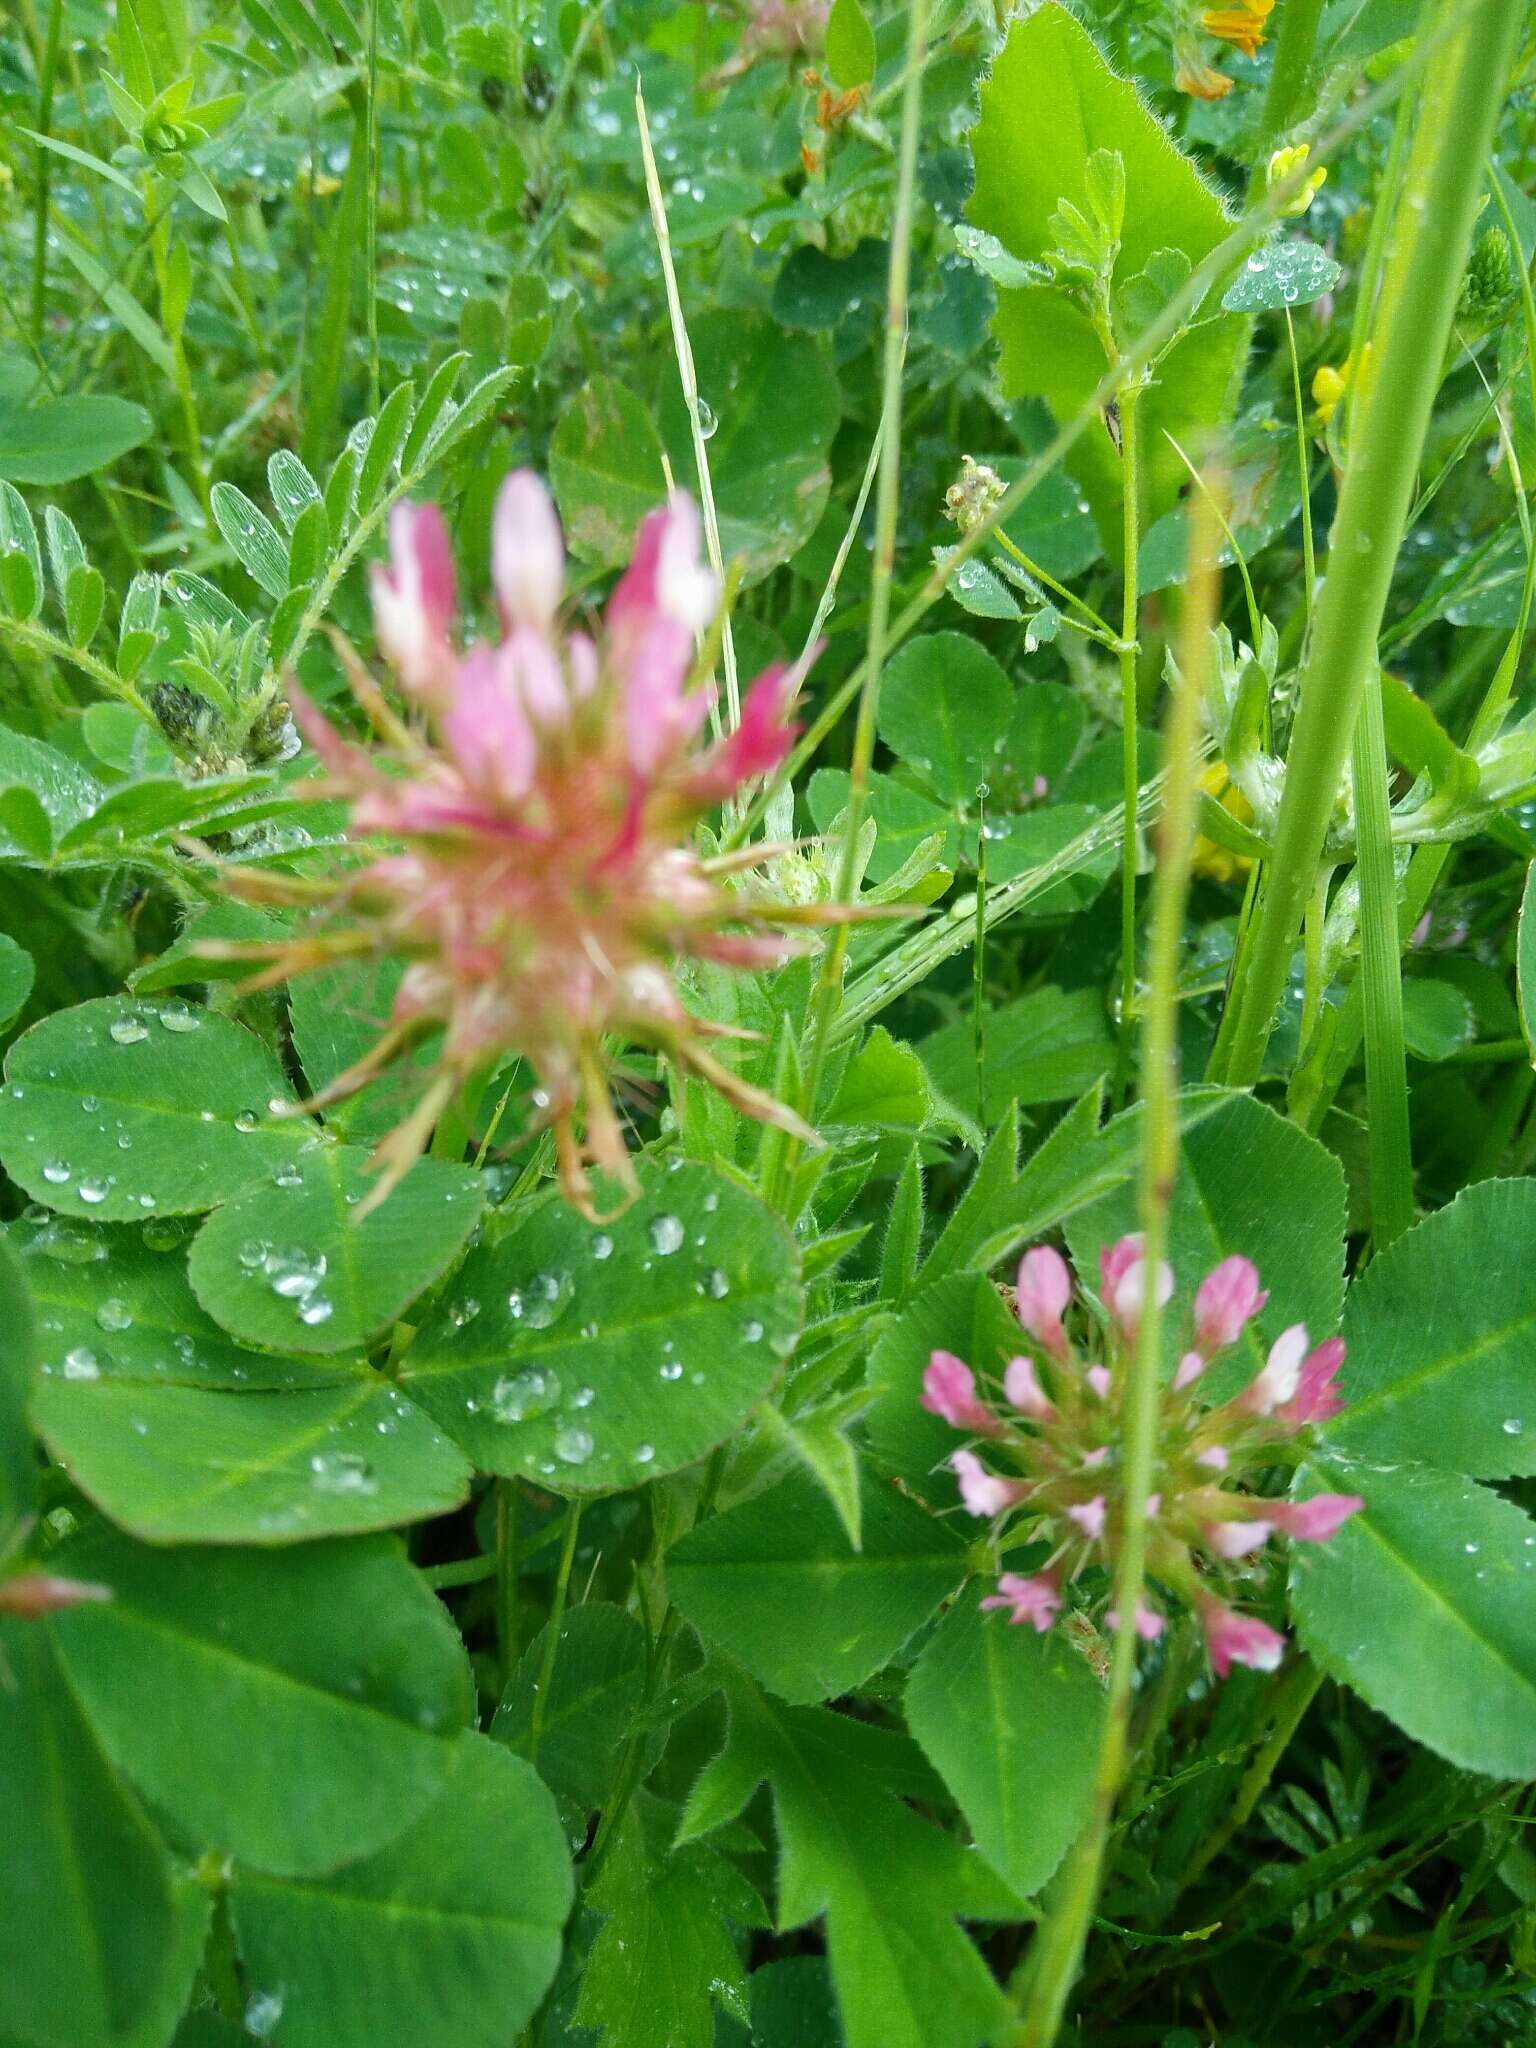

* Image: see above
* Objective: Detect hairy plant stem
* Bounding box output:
[1218,0,1522,1089]
[793,0,928,1133]
[1116,383,1142,1094]
[1013,499,1220,2048]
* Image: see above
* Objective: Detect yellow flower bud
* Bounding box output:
[1267,144,1327,218]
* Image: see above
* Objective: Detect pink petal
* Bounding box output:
[1205,1518,1275,1559]
[492,470,564,632]
[1173,1350,1206,1391]
[441,643,535,804]
[921,1351,999,1436]
[980,1570,1061,1631]
[951,1449,1023,1518]
[1098,1233,1144,1300]
[1067,1493,1107,1541]
[1193,1255,1269,1354]
[1275,1493,1364,1543]
[1196,1445,1229,1471]
[689,662,800,802]
[1279,1336,1347,1428]
[1243,1323,1310,1415]
[1112,1254,1174,1340]
[1003,1354,1054,1422]
[1200,1597,1286,1678]
[1017,1245,1073,1359]
[1085,1365,1112,1401]
[371,501,457,696]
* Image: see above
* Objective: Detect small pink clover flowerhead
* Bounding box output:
[221,472,834,1216]
[922,1237,1361,1678]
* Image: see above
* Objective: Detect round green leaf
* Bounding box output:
[17,1215,355,1392]
[1289,1459,1536,1778]
[492,1600,647,1812]
[1326,1178,1536,1479]
[49,1527,473,1875]
[229,1733,571,2048]
[188,1144,483,1354]
[669,1467,965,1704]
[1220,236,1342,314]
[0,996,312,1221]
[905,1597,1104,1899]
[550,376,667,568]
[877,632,1012,806]
[34,1375,471,1545]
[658,313,840,584]
[399,1162,802,1491]
[0,1622,175,2048]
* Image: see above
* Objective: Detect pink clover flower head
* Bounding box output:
[951,1449,1025,1519]
[980,1571,1061,1631]
[1200,1598,1286,1678]
[922,1351,1000,1436]
[1193,1255,1269,1355]
[1016,1245,1073,1358]
[919,1240,1359,1677]
[1003,1354,1054,1422]
[224,473,819,1218]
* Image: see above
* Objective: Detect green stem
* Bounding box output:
[1251,0,1327,170]
[526,1498,582,1769]
[1351,672,1415,1249]
[1014,498,1217,2048]
[993,529,1120,645]
[1116,384,1142,1088]
[1219,0,1523,1089]
[795,0,929,1119]
[29,0,64,348]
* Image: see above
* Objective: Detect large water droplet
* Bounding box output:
[492,1367,562,1423]
[78,1177,109,1205]
[309,1451,377,1495]
[159,1001,200,1033]
[553,1424,593,1465]
[648,1214,685,1256]
[109,1017,149,1046]
[96,1298,132,1333]
[41,1159,70,1185]
[63,1346,101,1381]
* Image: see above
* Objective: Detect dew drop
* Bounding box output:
[448,1297,481,1327]
[741,1318,764,1344]
[632,1442,656,1465]
[158,1001,200,1033]
[41,1159,70,1185]
[491,1367,562,1423]
[298,1295,334,1326]
[591,1232,614,1260]
[1503,1417,1524,1436]
[63,1346,101,1381]
[77,1177,109,1205]
[109,1017,150,1046]
[309,1451,377,1496]
[234,1110,259,1133]
[553,1424,593,1465]
[96,1298,132,1333]
[659,1359,684,1382]
[648,1214,685,1256]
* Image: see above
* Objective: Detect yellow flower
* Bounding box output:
[1312,343,1372,427]
[1191,762,1254,885]
[1201,0,1274,58]
[1175,46,1235,98]
[1267,144,1327,218]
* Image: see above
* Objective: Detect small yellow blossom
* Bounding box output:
[1267,145,1327,218]
[1312,343,1372,427]
[1191,762,1254,885]
[1201,0,1274,58]
[1175,45,1234,98]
